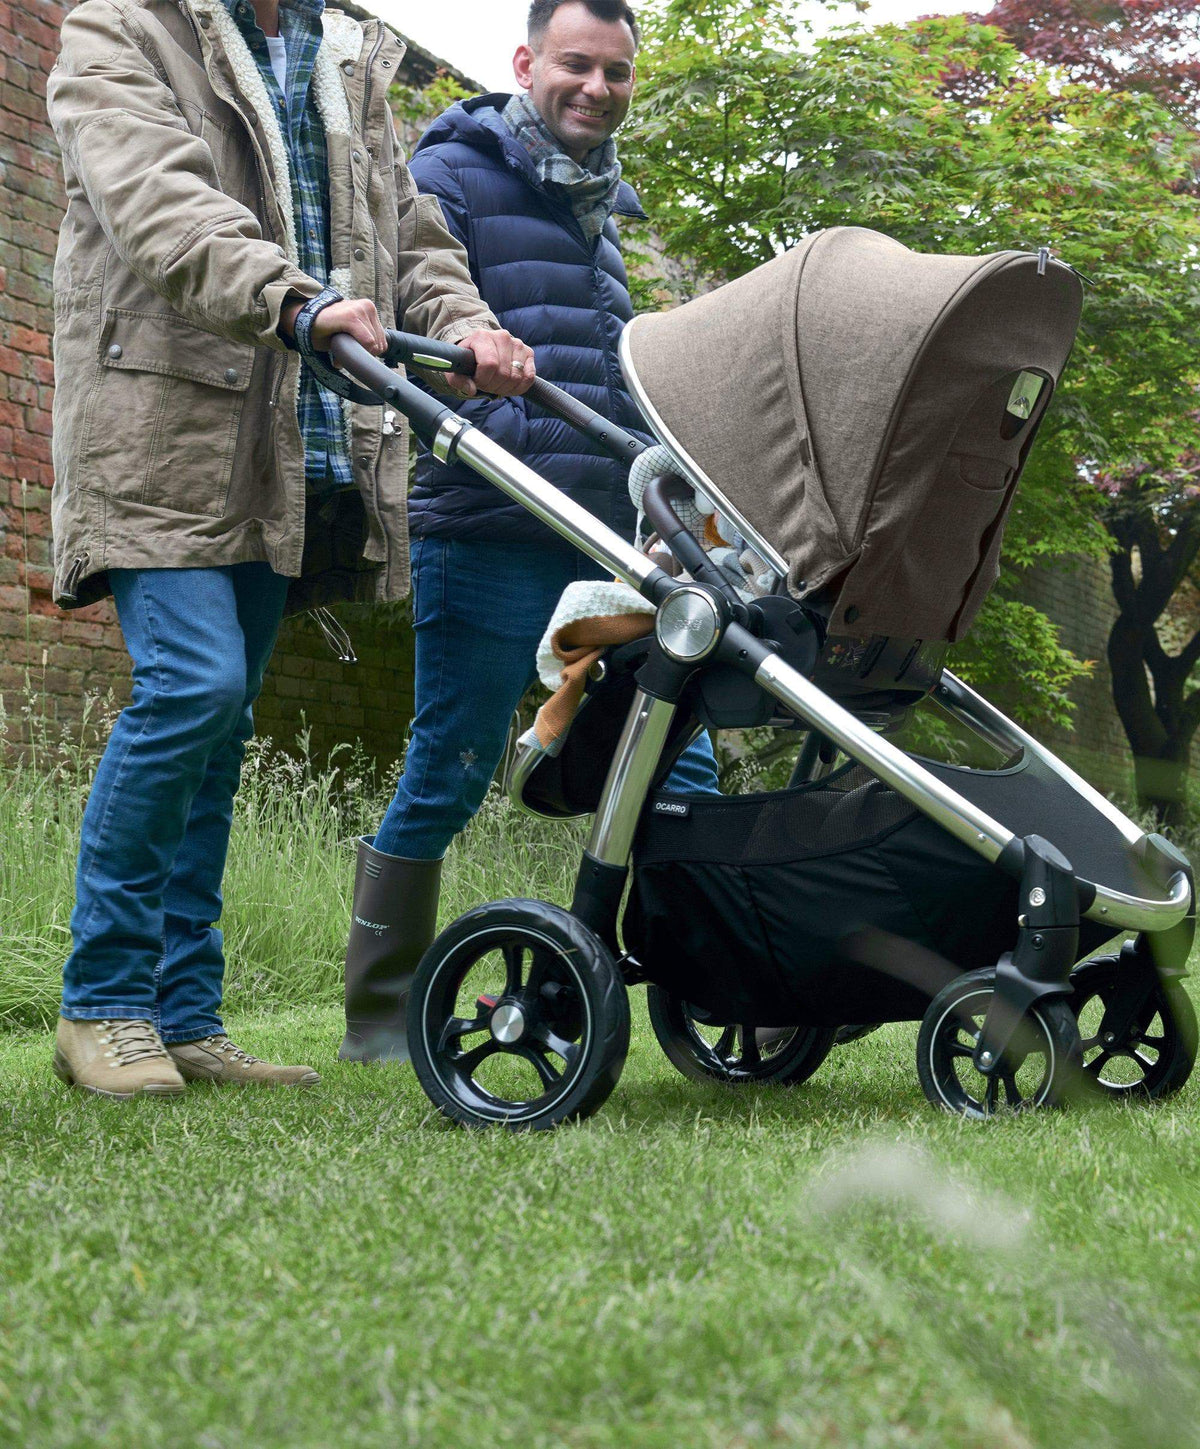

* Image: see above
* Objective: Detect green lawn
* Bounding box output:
[3,994,1199,1449]
[5,725,1200,1447]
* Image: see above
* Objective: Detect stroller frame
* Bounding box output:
[325,325,1195,1126]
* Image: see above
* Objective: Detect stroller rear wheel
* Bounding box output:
[1069,954,1197,1100]
[646,985,836,1086]
[406,899,630,1130]
[917,968,1082,1119]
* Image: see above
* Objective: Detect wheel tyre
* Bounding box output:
[646,984,836,1086]
[407,898,630,1131]
[1069,954,1197,1100]
[917,967,1082,1119]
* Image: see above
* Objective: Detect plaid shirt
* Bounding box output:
[223,0,352,492]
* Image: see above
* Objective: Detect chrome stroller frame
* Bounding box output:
[323,326,1195,1128]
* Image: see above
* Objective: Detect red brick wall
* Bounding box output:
[0,0,131,732]
[0,0,413,763]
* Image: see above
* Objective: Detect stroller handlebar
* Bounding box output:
[381,330,646,463]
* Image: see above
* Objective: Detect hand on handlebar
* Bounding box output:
[448,328,535,399]
[280,296,389,356]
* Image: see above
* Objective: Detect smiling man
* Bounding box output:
[340,0,721,1063]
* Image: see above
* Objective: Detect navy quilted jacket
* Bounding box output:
[406,95,649,548]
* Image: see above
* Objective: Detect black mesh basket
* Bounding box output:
[624,765,1028,1026]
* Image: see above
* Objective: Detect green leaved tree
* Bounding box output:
[620,0,1200,754]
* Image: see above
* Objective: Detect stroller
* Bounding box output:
[318,226,1196,1129]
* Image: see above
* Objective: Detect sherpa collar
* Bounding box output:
[189,0,362,267]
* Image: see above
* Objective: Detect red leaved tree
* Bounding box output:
[977,0,1200,822]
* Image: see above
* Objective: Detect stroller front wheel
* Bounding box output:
[646,985,836,1086]
[1069,954,1197,1100]
[407,899,630,1130]
[917,968,1082,1119]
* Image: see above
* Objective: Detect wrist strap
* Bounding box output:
[292,287,380,405]
[293,286,342,363]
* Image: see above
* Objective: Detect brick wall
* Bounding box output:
[0,0,425,764]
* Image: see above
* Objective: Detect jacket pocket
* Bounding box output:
[79,309,254,518]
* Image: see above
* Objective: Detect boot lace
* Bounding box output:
[203,1036,263,1068]
[99,1020,168,1066]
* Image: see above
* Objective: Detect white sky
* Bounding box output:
[361,0,974,92]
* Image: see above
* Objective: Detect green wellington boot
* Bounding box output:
[340,838,443,1064]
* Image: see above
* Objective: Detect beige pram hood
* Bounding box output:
[620,227,1083,643]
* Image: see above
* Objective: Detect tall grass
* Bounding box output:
[0,690,586,1029]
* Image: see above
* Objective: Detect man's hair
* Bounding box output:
[527,0,640,51]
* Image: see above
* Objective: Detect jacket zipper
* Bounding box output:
[360,23,385,139]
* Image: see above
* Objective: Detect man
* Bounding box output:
[46,0,535,1098]
[341,0,720,1064]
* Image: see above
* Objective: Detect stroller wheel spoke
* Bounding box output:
[454,1039,503,1076]
[982,1074,1000,1114]
[947,1039,975,1059]
[1000,1071,1023,1107]
[1140,1033,1166,1047]
[737,1025,761,1067]
[438,1015,490,1054]
[514,1044,563,1089]
[712,1026,738,1061]
[529,1022,578,1067]
[502,942,526,995]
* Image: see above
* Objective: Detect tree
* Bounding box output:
[977,0,1200,124]
[621,0,1200,753]
[972,0,1200,820]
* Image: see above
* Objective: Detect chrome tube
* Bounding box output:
[754,653,1191,931]
[587,691,677,866]
[935,671,1144,845]
[452,428,658,594]
[755,652,1016,862]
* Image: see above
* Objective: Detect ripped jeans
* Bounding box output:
[372,536,720,860]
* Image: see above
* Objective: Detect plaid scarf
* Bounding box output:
[502,92,623,242]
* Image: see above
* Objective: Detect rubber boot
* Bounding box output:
[340,837,443,1064]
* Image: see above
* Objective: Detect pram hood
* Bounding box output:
[621,227,1083,643]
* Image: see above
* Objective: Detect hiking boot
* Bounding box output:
[53,1018,186,1099]
[166,1035,320,1087]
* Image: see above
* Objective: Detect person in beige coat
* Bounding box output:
[46,0,535,1098]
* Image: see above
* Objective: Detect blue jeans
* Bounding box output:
[60,564,290,1042]
[374,537,721,859]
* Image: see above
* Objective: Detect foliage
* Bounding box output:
[620,0,1200,739]
[976,0,1200,125]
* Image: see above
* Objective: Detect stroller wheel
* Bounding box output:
[646,985,836,1086]
[917,968,1082,1119]
[1069,954,1197,1100]
[406,899,630,1130]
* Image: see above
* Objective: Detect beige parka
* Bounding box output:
[47,0,499,611]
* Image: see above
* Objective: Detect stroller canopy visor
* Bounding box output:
[622,228,1083,643]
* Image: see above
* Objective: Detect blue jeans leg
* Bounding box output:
[372,537,719,861]
[155,566,290,1042]
[60,564,288,1031]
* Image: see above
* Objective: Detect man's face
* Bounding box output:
[513,3,637,162]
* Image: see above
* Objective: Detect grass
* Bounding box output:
[4,701,1200,1446]
[2,1002,1200,1448]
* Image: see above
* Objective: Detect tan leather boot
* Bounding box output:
[53,1018,186,1099]
[167,1035,320,1087]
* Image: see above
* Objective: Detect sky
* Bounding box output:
[361,0,975,92]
